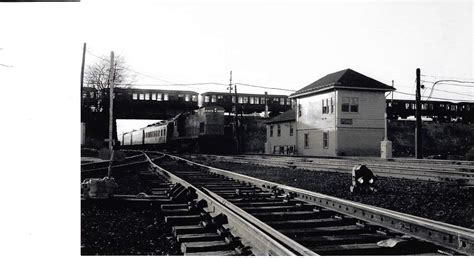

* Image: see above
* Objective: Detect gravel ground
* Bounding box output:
[192,158,474,229]
[81,163,178,255]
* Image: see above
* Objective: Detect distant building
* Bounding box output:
[264,109,296,154]
[265,68,394,156]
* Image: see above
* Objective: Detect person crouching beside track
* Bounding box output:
[350,164,377,194]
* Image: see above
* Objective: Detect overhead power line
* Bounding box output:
[421,79,474,88]
[395,90,473,102]
[235,82,295,92]
[421,74,474,81]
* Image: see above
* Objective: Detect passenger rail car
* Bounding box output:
[121,105,232,153]
[201,91,293,114]
[386,99,474,123]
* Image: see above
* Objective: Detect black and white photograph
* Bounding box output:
[0,0,473,256]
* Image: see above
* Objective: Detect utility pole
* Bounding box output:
[108,51,115,177]
[80,43,86,112]
[415,68,423,159]
[233,77,239,153]
[264,91,268,118]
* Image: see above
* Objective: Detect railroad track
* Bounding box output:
[146,151,474,256]
[194,154,474,186]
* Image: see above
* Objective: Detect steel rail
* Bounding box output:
[81,153,145,169]
[206,155,474,185]
[167,153,474,255]
[142,152,317,256]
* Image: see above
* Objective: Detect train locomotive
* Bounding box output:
[121,105,233,153]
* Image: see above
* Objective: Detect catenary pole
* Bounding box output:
[108,51,115,177]
[415,68,423,159]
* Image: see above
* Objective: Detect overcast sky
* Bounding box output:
[0,1,472,255]
[0,0,472,133]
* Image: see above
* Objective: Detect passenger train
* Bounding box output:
[120,105,234,153]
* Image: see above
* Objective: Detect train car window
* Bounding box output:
[429,104,433,110]
[255,97,260,104]
[451,105,457,111]
[261,97,266,104]
[405,103,410,109]
[422,104,428,110]
[467,105,471,111]
[238,96,243,104]
[151,93,157,100]
[250,97,254,104]
[185,94,190,101]
[139,93,145,100]
[280,98,285,105]
[145,93,150,100]
[243,97,249,104]
[199,122,205,133]
[411,103,416,110]
[157,93,163,101]
[82,93,87,98]
[217,95,223,100]
[289,122,294,136]
[323,132,329,148]
[192,95,198,102]
[204,96,210,103]
[273,97,279,102]
[90,92,95,98]
[388,102,392,107]
[304,133,309,148]
[232,96,236,103]
[211,95,216,102]
[164,93,169,101]
[277,124,281,137]
[270,125,274,137]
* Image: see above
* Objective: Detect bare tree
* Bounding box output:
[84,55,136,112]
[85,54,136,91]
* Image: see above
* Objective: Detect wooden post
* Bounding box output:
[108,51,115,177]
[415,68,423,159]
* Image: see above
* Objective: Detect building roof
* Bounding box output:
[290,69,395,98]
[266,109,295,124]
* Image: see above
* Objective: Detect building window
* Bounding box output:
[132,93,138,100]
[139,93,145,100]
[270,125,274,137]
[280,98,285,105]
[145,93,150,100]
[323,132,329,148]
[211,95,216,102]
[157,93,163,101]
[151,93,157,100]
[277,124,281,137]
[289,123,293,136]
[322,99,329,114]
[192,95,198,102]
[304,133,309,148]
[342,97,358,112]
[298,104,302,117]
[330,97,334,113]
[185,94,190,101]
[164,93,169,101]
